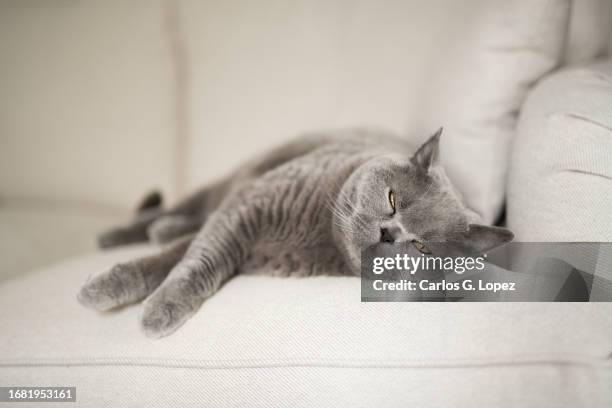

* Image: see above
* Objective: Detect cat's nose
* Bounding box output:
[380,228,395,243]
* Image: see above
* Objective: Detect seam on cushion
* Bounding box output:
[0,354,611,370]
[564,169,612,181]
[555,113,612,133]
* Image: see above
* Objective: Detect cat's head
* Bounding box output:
[333,128,513,273]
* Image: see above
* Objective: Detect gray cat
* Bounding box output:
[78,128,513,338]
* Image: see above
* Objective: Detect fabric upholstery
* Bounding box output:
[0,4,610,403]
[1,0,609,219]
[3,365,611,408]
[0,247,611,406]
[0,0,177,210]
[564,0,612,64]
[0,199,126,280]
[0,0,609,217]
[181,0,571,223]
[427,0,571,222]
[508,58,612,241]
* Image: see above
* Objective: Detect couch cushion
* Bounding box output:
[0,199,125,279]
[423,0,571,223]
[180,0,570,223]
[508,59,612,241]
[0,247,611,406]
[564,0,612,64]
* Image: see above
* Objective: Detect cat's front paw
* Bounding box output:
[140,260,211,338]
[77,263,141,311]
[141,289,195,338]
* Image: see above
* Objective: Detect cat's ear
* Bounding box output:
[411,127,442,171]
[461,224,514,254]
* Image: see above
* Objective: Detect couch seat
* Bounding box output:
[0,246,611,407]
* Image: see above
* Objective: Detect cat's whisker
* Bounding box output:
[332,206,368,233]
[337,202,370,231]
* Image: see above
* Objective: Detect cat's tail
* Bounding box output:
[97,190,164,249]
[136,190,163,213]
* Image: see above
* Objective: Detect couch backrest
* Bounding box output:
[1,0,610,211]
[178,0,610,221]
[0,0,177,211]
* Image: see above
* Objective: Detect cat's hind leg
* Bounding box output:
[146,215,203,245]
[78,234,194,311]
[97,189,207,249]
[97,190,166,248]
[98,208,161,249]
[97,180,233,249]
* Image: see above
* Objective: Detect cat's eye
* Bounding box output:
[412,240,431,254]
[388,190,396,214]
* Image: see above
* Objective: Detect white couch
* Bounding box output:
[1,246,612,407]
[1,1,611,406]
